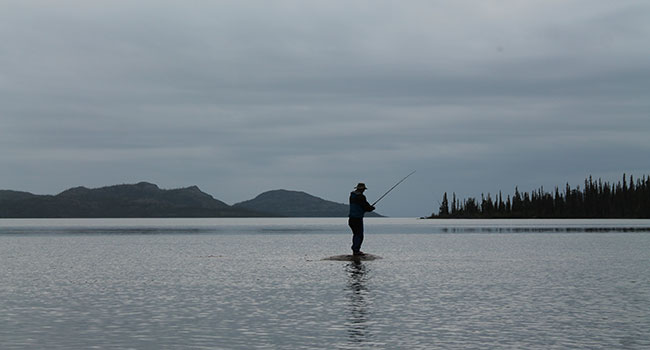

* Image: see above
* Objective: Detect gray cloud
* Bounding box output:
[1,1,649,216]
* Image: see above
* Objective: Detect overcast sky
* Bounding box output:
[1,1,649,216]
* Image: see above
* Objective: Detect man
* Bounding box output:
[348,183,375,255]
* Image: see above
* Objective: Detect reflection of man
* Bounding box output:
[346,261,369,343]
[348,183,375,256]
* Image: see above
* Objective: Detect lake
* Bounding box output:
[1,218,649,349]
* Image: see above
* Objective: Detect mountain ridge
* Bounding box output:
[0,182,265,218]
[0,183,381,218]
[233,189,382,217]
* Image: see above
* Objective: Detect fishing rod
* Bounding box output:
[372,170,416,206]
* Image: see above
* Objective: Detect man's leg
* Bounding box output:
[348,218,364,253]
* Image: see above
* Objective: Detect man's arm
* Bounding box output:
[361,195,375,212]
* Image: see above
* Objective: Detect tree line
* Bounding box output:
[430,174,650,218]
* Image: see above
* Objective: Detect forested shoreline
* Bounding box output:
[429,174,650,219]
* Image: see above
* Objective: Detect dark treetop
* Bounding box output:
[430,174,650,219]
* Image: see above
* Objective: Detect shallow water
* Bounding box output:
[1,218,649,349]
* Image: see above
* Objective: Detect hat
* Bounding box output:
[354,183,368,190]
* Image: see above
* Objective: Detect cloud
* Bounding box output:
[1,1,649,216]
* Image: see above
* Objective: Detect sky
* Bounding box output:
[1,0,649,217]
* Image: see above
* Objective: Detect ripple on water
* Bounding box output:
[1,220,649,349]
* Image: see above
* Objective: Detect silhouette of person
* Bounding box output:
[348,183,375,255]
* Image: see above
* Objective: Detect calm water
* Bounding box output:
[1,218,649,349]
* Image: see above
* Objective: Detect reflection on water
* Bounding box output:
[440,226,650,233]
[346,261,370,345]
[1,218,649,349]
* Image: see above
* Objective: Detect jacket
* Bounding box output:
[349,191,374,218]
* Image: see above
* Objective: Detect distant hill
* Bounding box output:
[233,189,382,217]
[0,182,269,218]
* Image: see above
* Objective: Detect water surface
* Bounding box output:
[1,218,649,349]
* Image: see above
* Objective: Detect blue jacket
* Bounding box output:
[349,191,374,218]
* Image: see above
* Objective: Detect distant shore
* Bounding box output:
[428,174,650,219]
[0,182,382,218]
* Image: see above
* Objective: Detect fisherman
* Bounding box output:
[348,183,375,256]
